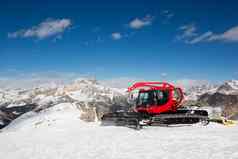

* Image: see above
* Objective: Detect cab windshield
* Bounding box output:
[137,90,169,107]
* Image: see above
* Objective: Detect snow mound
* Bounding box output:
[4,103,81,131]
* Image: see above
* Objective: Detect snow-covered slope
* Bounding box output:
[0,103,237,159]
[4,103,81,131]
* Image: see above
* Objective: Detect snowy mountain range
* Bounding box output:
[0,78,128,128]
[185,80,238,118]
[1,78,238,129]
[0,79,238,159]
[185,80,238,101]
[0,78,125,106]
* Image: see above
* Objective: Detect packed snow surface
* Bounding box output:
[0,103,238,159]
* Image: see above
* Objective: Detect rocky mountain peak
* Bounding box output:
[185,83,218,101]
[185,80,238,101]
[217,80,238,94]
[0,78,129,128]
[73,78,98,85]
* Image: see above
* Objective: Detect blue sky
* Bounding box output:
[1,0,238,86]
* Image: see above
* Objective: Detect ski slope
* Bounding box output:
[0,103,238,159]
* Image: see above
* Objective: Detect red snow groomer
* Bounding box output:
[101,82,209,129]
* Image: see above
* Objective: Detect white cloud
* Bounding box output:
[8,18,71,39]
[177,24,238,44]
[129,15,153,29]
[111,32,122,40]
[188,31,213,44]
[177,23,197,39]
[208,26,238,42]
[161,10,174,19]
[161,73,168,77]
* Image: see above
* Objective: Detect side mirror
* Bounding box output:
[173,88,184,104]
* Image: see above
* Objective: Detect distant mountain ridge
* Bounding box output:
[186,80,238,101]
[0,78,128,129]
[185,80,238,119]
[1,79,238,129]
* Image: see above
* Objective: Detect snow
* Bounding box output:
[3,103,81,131]
[6,102,28,108]
[0,88,32,107]
[185,84,218,101]
[185,80,238,100]
[1,79,238,106]
[1,79,238,159]
[68,91,95,101]
[64,79,124,102]
[228,80,238,90]
[0,78,125,109]
[217,80,238,95]
[36,95,58,106]
[0,103,238,159]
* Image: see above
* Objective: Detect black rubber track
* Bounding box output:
[101,109,209,128]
